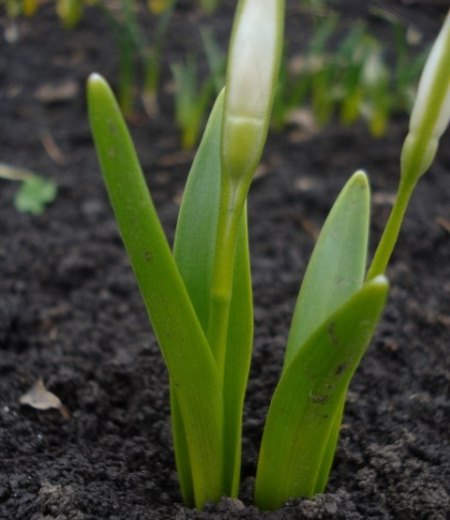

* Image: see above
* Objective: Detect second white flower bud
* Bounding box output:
[401,10,450,183]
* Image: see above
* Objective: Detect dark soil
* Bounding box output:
[1,1,449,519]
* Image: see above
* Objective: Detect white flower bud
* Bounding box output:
[401,11,450,182]
[221,0,284,183]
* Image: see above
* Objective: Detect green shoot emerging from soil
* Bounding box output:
[88,2,450,511]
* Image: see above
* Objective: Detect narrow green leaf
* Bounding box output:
[170,394,194,505]
[172,91,227,504]
[174,89,253,497]
[87,74,222,509]
[284,170,370,368]
[255,276,389,510]
[174,91,225,329]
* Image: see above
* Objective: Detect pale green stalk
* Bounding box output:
[204,0,284,499]
[207,176,250,380]
[368,10,450,280]
[208,0,284,383]
[366,177,415,280]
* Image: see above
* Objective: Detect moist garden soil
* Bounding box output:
[0,1,449,518]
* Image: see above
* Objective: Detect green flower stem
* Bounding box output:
[367,176,416,280]
[207,176,249,385]
[400,12,450,183]
[368,12,450,281]
[207,173,250,499]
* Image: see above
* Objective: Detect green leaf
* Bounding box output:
[174,89,253,497]
[313,395,344,493]
[173,91,225,329]
[281,171,370,495]
[87,74,222,509]
[172,91,227,504]
[284,170,370,368]
[255,276,389,510]
[14,176,57,215]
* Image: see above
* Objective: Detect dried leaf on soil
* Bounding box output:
[19,379,70,419]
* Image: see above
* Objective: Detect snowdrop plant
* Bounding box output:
[88,1,450,511]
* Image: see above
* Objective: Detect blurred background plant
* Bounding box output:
[0,0,430,147]
[0,163,58,215]
[171,28,225,150]
[95,0,177,117]
[198,0,218,14]
[56,0,85,28]
[272,6,427,137]
[3,0,38,18]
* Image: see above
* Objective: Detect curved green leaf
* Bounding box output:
[87,74,222,509]
[284,170,370,369]
[282,170,370,490]
[174,90,225,330]
[171,90,227,507]
[255,276,389,510]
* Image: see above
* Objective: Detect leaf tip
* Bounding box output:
[351,169,369,189]
[87,72,106,88]
[87,73,112,106]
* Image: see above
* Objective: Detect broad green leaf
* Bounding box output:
[255,277,389,510]
[174,89,253,497]
[284,170,370,368]
[87,74,222,509]
[283,170,370,491]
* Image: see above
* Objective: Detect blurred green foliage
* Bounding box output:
[272,14,427,137]
[1,0,428,145]
[0,163,57,215]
